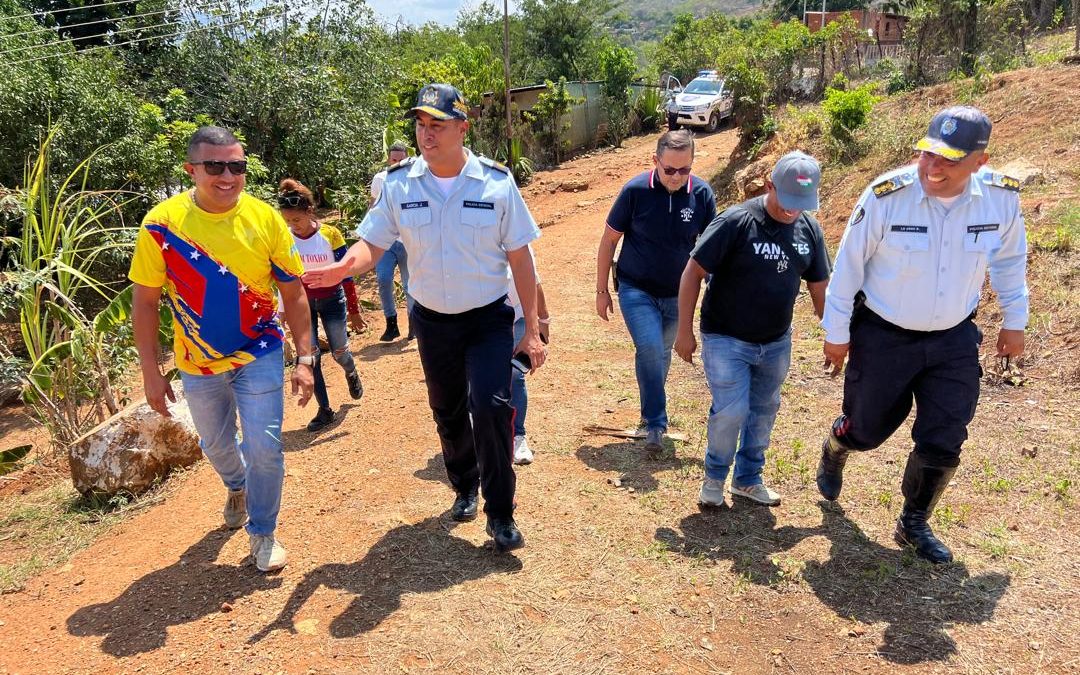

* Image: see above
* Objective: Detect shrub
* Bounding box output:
[634,87,662,133]
[821,84,879,144]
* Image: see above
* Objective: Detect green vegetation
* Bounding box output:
[0,482,165,592]
[1029,202,1080,253]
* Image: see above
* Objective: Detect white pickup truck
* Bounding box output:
[667,71,734,133]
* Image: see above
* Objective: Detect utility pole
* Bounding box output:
[503,0,513,143]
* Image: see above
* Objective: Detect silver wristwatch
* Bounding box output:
[295,355,316,367]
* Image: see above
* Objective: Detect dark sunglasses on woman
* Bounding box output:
[191,160,248,176]
[277,194,309,208]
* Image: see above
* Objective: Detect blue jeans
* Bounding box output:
[617,281,678,431]
[375,240,413,318]
[180,347,285,536]
[309,288,357,411]
[511,317,527,437]
[701,330,792,486]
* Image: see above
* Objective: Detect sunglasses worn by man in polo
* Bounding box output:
[657,162,692,176]
[190,160,248,176]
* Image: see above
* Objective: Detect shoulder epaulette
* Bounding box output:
[871,171,914,198]
[387,157,416,174]
[982,171,1021,192]
[478,155,510,174]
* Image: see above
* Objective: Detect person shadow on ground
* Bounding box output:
[576,440,702,494]
[248,516,522,642]
[655,501,1009,664]
[413,451,451,487]
[66,528,281,656]
[281,402,362,452]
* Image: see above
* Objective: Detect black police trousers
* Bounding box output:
[411,297,517,517]
[835,308,983,468]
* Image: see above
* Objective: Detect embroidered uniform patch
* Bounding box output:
[890,225,928,233]
[463,200,495,210]
[850,206,866,227]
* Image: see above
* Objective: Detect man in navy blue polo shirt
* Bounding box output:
[596,130,716,455]
[675,151,831,508]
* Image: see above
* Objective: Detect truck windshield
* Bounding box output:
[684,79,722,95]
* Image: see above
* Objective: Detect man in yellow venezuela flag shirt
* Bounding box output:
[129,126,314,573]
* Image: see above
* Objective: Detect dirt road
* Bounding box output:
[1,125,1077,674]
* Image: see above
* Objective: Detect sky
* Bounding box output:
[363,0,518,27]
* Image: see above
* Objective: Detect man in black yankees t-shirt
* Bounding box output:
[675,151,831,508]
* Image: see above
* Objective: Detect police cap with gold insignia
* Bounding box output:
[406,83,470,121]
[914,106,992,161]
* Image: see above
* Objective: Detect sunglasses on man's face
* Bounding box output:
[191,160,248,176]
[657,162,692,176]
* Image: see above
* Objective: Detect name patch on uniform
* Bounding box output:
[401,201,429,210]
[890,225,928,233]
[463,200,495,210]
[966,224,999,233]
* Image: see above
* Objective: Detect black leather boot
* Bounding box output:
[379,316,400,342]
[816,434,850,501]
[894,452,958,564]
[486,515,524,552]
[450,488,479,522]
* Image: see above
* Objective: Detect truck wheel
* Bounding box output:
[705,110,720,133]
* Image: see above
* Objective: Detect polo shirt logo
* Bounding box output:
[401,201,429,210]
[463,200,495,210]
[680,207,694,223]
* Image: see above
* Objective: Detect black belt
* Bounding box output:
[412,295,508,322]
[856,305,975,337]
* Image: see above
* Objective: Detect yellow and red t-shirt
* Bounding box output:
[128,191,304,375]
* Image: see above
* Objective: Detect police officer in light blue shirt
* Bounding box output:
[817,106,1028,564]
[305,83,545,552]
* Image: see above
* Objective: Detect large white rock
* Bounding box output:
[68,382,203,497]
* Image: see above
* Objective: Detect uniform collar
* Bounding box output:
[648,169,693,194]
[910,164,983,205]
[407,149,479,180]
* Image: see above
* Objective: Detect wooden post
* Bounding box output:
[503,0,513,142]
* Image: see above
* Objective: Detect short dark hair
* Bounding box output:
[187,126,242,160]
[656,129,695,157]
[388,142,409,156]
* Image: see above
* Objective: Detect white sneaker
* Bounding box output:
[223,488,247,529]
[249,534,288,572]
[513,435,534,465]
[698,478,726,507]
[730,483,782,506]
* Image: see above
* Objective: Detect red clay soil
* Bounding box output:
[1,115,1078,673]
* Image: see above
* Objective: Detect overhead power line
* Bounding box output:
[0,0,144,24]
[3,11,281,66]
[0,6,227,57]
[1,1,217,42]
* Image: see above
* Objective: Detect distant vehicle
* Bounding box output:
[658,73,682,130]
[670,70,733,133]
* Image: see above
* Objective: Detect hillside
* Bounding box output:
[612,0,761,41]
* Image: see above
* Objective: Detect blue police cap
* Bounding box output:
[915,106,992,160]
[406,83,469,121]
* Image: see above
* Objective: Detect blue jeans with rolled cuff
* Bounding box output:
[701,330,792,487]
[180,347,286,537]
